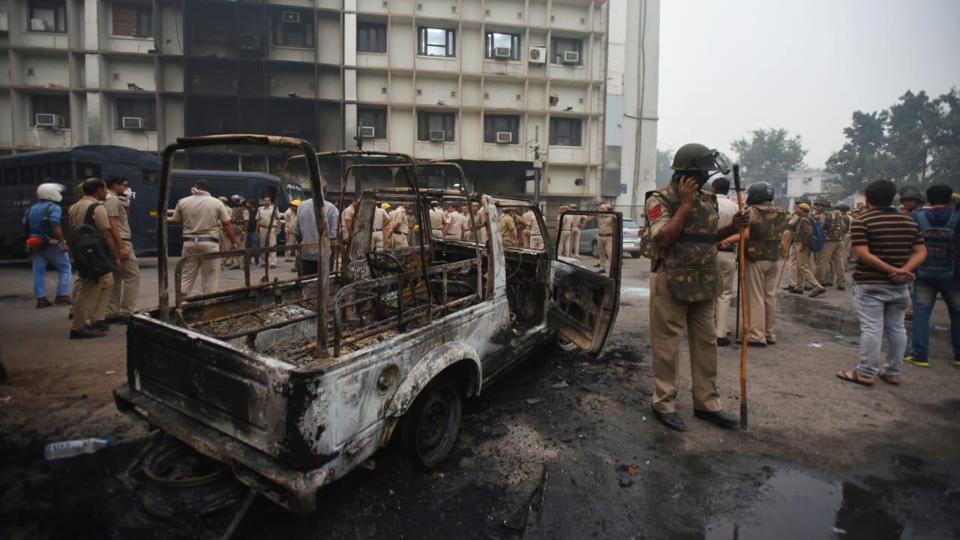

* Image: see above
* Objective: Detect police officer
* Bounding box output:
[104,177,140,324]
[740,182,788,346]
[388,203,410,247]
[645,143,744,432]
[812,197,839,287]
[784,196,810,292]
[787,203,826,297]
[169,180,239,296]
[499,206,519,247]
[428,200,444,238]
[836,203,852,271]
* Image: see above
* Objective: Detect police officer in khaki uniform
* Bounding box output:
[388,204,410,247]
[104,177,140,323]
[645,143,744,432]
[373,203,391,248]
[499,206,519,247]
[786,203,826,297]
[569,205,583,258]
[428,201,444,238]
[68,178,120,339]
[738,182,788,346]
[170,180,239,296]
[227,195,247,269]
[595,203,615,273]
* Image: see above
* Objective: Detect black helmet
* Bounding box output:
[671,143,730,175]
[813,196,832,208]
[836,203,850,211]
[746,182,775,205]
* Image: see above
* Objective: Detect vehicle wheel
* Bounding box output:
[400,375,462,471]
[591,241,599,259]
[554,334,579,353]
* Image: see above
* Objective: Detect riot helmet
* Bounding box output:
[746,182,775,205]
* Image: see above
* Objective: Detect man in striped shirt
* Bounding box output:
[837,179,927,386]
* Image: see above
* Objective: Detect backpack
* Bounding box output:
[22,203,55,246]
[70,203,116,279]
[913,209,960,281]
[808,218,825,253]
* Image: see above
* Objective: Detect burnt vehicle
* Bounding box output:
[114,135,623,513]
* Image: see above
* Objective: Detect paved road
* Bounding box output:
[1,257,958,538]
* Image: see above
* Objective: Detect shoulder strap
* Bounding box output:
[913,210,931,230]
[83,202,101,227]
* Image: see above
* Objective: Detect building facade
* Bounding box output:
[785,168,843,207]
[0,0,609,210]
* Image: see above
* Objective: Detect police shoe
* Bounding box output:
[70,328,106,340]
[693,409,739,429]
[90,321,110,333]
[717,336,731,347]
[652,407,687,432]
[53,295,71,305]
[809,287,827,298]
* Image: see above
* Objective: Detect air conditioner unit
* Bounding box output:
[239,33,261,51]
[29,18,47,32]
[493,47,511,59]
[528,46,546,64]
[495,131,513,144]
[281,11,301,24]
[428,129,446,142]
[35,113,62,128]
[562,50,581,64]
[358,126,376,139]
[121,117,144,130]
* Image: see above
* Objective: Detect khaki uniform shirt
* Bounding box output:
[256,205,277,230]
[373,207,389,231]
[597,215,616,235]
[445,211,466,237]
[389,207,409,234]
[429,208,444,229]
[500,213,518,245]
[341,204,356,239]
[171,193,230,237]
[69,196,111,233]
[561,214,576,232]
[522,210,536,232]
[104,192,132,240]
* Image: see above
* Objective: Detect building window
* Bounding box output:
[357,22,387,53]
[112,3,152,38]
[417,111,455,142]
[551,37,583,65]
[550,117,582,146]
[116,98,156,130]
[484,115,520,144]
[417,27,455,57]
[484,32,521,61]
[358,107,387,139]
[27,1,66,33]
[30,94,70,128]
[273,10,314,49]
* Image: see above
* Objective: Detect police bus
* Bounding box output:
[0,145,160,260]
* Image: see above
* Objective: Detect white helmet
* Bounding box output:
[37,183,64,203]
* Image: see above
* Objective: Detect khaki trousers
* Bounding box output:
[181,240,221,297]
[258,229,278,266]
[716,250,737,338]
[521,229,531,248]
[72,273,114,331]
[108,240,140,317]
[597,234,613,273]
[559,230,571,257]
[745,259,780,343]
[650,272,722,414]
[571,229,581,257]
[815,241,844,285]
[392,232,409,248]
[792,245,821,289]
[373,230,385,249]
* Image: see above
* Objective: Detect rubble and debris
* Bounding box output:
[550,381,570,390]
[525,398,544,405]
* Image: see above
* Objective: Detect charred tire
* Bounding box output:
[400,375,462,471]
[591,240,599,259]
[554,334,579,353]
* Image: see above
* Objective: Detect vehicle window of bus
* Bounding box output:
[76,162,102,180]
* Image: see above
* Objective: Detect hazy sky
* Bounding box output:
[658,0,960,168]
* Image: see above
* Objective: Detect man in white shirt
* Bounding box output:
[282,200,299,261]
[256,196,279,268]
[712,177,740,347]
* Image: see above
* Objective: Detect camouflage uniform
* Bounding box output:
[645,182,723,415]
[744,203,788,344]
[792,215,822,290]
[815,206,846,288]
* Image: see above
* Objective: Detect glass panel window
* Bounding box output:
[484,32,521,61]
[30,94,70,128]
[116,98,157,130]
[112,3,153,38]
[549,117,582,146]
[273,10,314,49]
[417,112,456,142]
[483,115,520,144]
[358,107,387,139]
[551,37,583,65]
[357,22,387,53]
[28,1,66,33]
[418,27,456,57]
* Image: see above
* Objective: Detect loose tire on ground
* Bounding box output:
[400,374,463,471]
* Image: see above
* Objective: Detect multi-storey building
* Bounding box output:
[0,0,613,211]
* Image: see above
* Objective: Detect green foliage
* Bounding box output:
[730,128,807,194]
[828,89,960,194]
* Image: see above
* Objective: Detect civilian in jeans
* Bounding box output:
[837,179,926,386]
[904,184,960,368]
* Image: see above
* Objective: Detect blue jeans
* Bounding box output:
[245,232,260,265]
[909,278,960,361]
[31,244,72,299]
[853,283,910,377]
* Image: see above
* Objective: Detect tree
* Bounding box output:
[885,90,939,184]
[655,149,673,187]
[928,89,960,189]
[826,110,892,195]
[730,128,807,194]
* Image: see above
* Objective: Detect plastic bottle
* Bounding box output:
[43,437,113,460]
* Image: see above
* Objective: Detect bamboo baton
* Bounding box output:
[733,164,749,430]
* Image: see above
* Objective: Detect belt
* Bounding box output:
[393,231,407,235]
[184,236,219,243]
[598,233,612,237]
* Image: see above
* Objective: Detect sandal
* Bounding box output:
[879,373,901,386]
[836,370,875,386]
